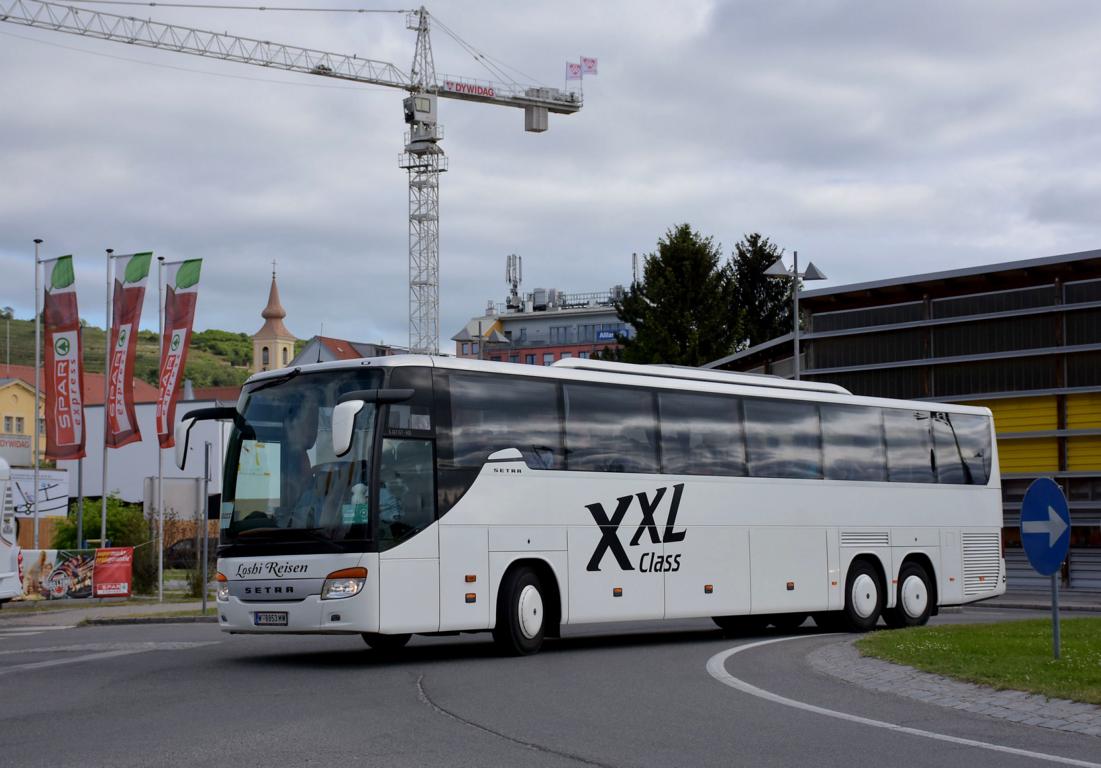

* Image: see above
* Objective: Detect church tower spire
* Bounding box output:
[251,261,297,372]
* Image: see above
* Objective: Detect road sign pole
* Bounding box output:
[1051,572,1061,660]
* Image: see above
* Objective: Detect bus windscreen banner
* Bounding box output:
[156,259,202,447]
[106,252,153,448]
[42,255,86,460]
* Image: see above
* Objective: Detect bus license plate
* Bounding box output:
[253,612,288,626]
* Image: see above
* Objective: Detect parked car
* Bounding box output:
[163,537,218,570]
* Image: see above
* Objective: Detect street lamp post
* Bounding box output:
[764,250,827,380]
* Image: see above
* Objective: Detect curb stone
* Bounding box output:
[808,637,1101,738]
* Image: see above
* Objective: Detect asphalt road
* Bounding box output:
[0,607,1098,768]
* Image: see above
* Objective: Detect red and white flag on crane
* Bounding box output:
[566,61,582,81]
[581,56,598,76]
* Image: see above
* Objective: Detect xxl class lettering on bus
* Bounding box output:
[586,483,686,572]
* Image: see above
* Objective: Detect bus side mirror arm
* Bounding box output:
[174,406,238,470]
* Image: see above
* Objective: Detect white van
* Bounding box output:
[0,458,22,605]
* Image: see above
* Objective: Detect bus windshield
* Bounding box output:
[220,368,383,546]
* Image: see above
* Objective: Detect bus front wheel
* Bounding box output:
[844,560,884,632]
[493,566,545,655]
[361,632,411,652]
[884,562,932,629]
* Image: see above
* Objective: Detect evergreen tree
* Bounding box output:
[730,233,794,350]
[614,224,739,366]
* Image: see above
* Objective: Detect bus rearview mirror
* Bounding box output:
[333,399,366,458]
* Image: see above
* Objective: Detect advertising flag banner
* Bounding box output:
[156,259,202,447]
[581,56,598,75]
[566,61,582,81]
[106,252,152,448]
[42,255,86,460]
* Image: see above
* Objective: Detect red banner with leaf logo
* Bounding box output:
[156,259,202,448]
[106,252,152,448]
[42,255,86,460]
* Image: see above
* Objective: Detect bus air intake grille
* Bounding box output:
[962,532,1001,596]
[840,531,889,547]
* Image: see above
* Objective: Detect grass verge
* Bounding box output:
[856,617,1101,705]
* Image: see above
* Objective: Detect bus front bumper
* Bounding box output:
[217,591,377,634]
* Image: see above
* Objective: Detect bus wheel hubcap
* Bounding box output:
[518,585,543,639]
[852,574,878,619]
[901,576,926,618]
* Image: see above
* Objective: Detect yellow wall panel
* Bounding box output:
[970,396,1057,433]
[1066,393,1101,430]
[1067,436,1101,472]
[997,437,1059,473]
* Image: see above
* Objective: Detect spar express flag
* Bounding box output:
[42,255,86,460]
[105,253,152,448]
[156,259,202,448]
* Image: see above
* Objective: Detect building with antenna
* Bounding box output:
[451,254,632,364]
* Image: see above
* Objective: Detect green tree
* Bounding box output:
[729,233,794,350]
[614,224,739,366]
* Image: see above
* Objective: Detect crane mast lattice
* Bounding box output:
[0,0,583,353]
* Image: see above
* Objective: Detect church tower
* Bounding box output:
[251,264,297,373]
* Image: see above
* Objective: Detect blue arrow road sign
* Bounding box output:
[1020,477,1070,576]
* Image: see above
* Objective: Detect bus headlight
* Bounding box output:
[321,567,368,600]
[216,572,229,602]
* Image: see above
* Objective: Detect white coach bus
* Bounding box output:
[176,355,1005,654]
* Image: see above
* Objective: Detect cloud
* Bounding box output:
[2,0,1101,349]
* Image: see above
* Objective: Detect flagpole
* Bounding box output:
[102,249,114,548]
[157,255,165,603]
[32,239,42,549]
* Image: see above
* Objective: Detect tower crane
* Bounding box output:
[0,0,583,353]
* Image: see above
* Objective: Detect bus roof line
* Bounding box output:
[550,357,852,396]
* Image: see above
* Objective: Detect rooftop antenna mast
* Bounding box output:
[506,253,522,309]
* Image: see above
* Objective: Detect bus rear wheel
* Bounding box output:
[361,632,411,652]
[885,562,932,629]
[844,560,884,632]
[493,566,545,656]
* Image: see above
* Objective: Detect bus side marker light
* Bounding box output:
[831,581,838,587]
[465,574,477,583]
[465,593,477,603]
[704,584,714,594]
[949,576,956,582]
[786,581,795,591]
[613,587,623,597]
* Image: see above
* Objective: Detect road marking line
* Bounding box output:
[706,636,1101,768]
[0,632,43,638]
[0,648,153,675]
[0,625,75,631]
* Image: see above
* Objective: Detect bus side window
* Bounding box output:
[377,437,435,549]
[933,412,991,485]
[658,391,746,476]
[821,404,887,482]
[564,383,658,473]
[884,409,935,483]
[743,398,822,479]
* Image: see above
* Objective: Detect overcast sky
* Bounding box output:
[3,0,1101,350]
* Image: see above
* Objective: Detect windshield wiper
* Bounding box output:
[247,367,301,395]
[233,525,347,551]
